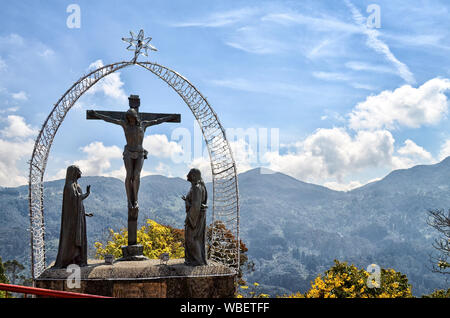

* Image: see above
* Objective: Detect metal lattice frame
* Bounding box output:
[29,61,240,279]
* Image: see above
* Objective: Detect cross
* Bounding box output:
[86,94,180,123]
[86,94,181,250]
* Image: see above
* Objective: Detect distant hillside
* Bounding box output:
[1,160,450,296]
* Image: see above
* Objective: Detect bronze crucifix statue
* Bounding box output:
[87,95,180,249]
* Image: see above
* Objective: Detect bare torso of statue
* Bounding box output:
[124,124,145,152]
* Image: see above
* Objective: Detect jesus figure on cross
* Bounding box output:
[87,95,180,246]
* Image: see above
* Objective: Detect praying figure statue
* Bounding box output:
[182,168,208,266]
[53,165,93,268]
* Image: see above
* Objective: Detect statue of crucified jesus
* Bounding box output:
[87,95,180,247]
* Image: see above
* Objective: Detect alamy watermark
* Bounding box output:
[366,4,381,29]
[169,123,280,173]
[66,264,81,289]
[66,4,81,29]
[366,263,381,288]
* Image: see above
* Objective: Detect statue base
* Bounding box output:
[117,244,148,261]
[35,259,236,298]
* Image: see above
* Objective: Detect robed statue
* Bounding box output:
[182,168,208,266]
[53,165,93,268]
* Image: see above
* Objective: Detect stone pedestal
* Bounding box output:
[35,259,236,298]
[118,244,148,261]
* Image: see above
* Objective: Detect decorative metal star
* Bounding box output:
[122,29,157,63]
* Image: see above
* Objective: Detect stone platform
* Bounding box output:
[35,259,236,298]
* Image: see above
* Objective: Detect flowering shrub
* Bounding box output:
[236,282,270,298]
[284,260,413,298]
[94,219,185,260]
[422,288,450,298]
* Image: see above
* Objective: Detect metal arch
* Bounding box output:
[29,61,240,279]
[136,62,240,272]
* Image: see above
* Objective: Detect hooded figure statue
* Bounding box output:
[182,168,208,266]
[53,165,92,268]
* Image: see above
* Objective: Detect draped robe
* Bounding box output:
[184,181,208,266]
[53,166,88,268]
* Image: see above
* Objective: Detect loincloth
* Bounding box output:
[123,146,148,160]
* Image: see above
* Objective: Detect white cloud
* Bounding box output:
[0,138,34,187]
[265,128,395,183]
[261,77,450,187]
[86,60,127,102]
[0,57,6,71]
[190,156,212,182]
[312,72,350,82]
[344,0,416,84]
[171,8,258,28]
[312,71,376,90]
[11,91,28,101]
[0,115,37,186]
[51,139,180,181]
[384,32,450,51]
[69,141,123,177]
[88,60,104,70]
[153,162,174,177]
[188,138,255,183]
[143,134,183,159]
[0,107,19,114]
[38,48,55,58]
[323,180,363,192]
[261,11,360,34]
[228,139,255,174]
[210,78,305,96]
[104,164,154,181]
[345,61,396,74]
[0,115,36,139]
[438,139,450,161]
[105,165,127,180]
[307,38,335,59]
[0,33,25,47]
[350,82,377,91]
[397,139,433,161]
[225,26,289,55]
[348,77,450,130]
[392,139,435,170]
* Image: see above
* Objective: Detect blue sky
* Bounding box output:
[1,0,450,190]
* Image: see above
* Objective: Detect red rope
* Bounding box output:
[0,283,111,298]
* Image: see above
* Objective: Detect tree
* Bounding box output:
[207,221,252,285]
[0,257,10,298]
[4,260,25,285]
[426,209,450,275]
[283,260,413,298]
[421,288,450,298]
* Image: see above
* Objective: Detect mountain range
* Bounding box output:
[1,159,450,296]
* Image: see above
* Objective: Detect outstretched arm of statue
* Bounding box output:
[142,114,177,128]
[81,185,91,200]
[88,110,124,126]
